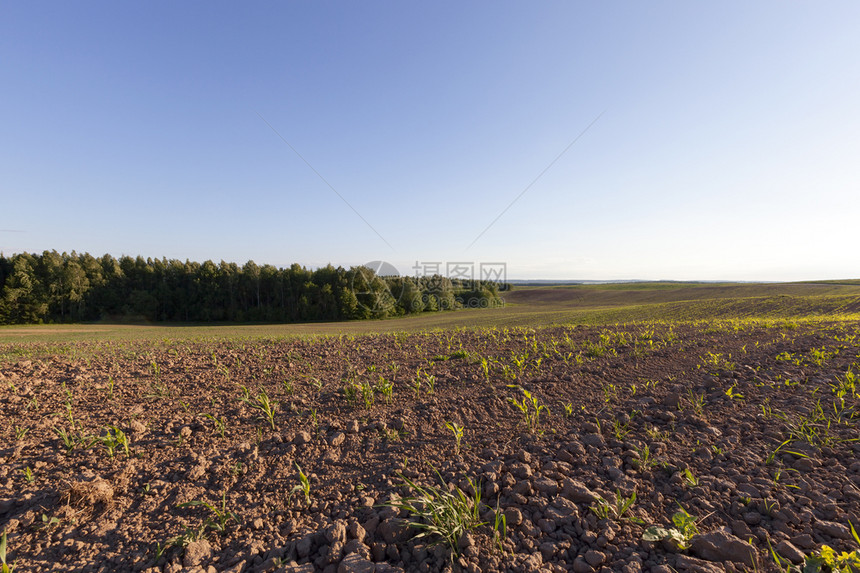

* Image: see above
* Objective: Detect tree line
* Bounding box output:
[0,251,505,324]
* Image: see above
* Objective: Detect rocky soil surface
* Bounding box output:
[1,321,860,572]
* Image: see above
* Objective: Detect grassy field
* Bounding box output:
[1,281,859,344]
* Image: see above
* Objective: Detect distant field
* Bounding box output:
[1,281,860,344]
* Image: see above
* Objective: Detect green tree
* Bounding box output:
[2,254,48,323]
[63,256,90,321]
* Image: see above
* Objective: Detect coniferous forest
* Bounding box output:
[0,251,505,325]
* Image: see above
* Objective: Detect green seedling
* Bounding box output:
[14,426,28,441]
[408,368,421,397]
[448,349,469,360]
[37,513,60,531]
[561,351,584,366]
[645,425,670,442]
[424,373,436,394]
[202,414,227,438]
[682,468,699,487]
[64,402,77,429]
[100,425,130,458]
[772,468,800,490]
[612,419,631,440]
[309,408,319,434]
[479,357,490,381]
[145,379,170,399]
[343,382,359,406]
[156,526,205,562]
[685,389,706,416]
[561,402,574,417]
[445,421,464,456]
[632,444,658,471]
[53,426,97,454]
[360,379,375,409]
[590,490,643,523]
[492,498,507,554]
[289,463,311,504]
[375,376,394,404]
[507,385,547,434]
[22,467,34,484]
[765,439,809,465]
[511,352,528,374]
[763,498,779,516]
[603,383,618,403]
[178,492,239,533]
[700,352,735,372]
[242,388,278,430]
[725,384,744,401]
[383,469,484,558]
[499,364,516,381]
[150,360,161,380]
[0,530,14,573]
[54,427,74,454]
[775,351,795,362]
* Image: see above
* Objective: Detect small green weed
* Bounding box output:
[682,468,699,487]
[642,505,700,550]
[632,444,658,471]
[612,418,631,440]
[202,413,227,438]
[685,389,706,417]
[99,425,130,458]
[803,520,860,572]
[383,470,484,558]
[242,388,278,430]
[178,492,239,534]
[507,385,547,434]
[590,490,643,523]
[375,376,394,404]
[492,499,507,554]
[724,384,744,401]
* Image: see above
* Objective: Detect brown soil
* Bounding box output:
[1,322,859,573]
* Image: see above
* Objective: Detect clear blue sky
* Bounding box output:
[2,2,858,281]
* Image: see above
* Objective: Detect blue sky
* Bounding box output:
[2,2,858,280]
